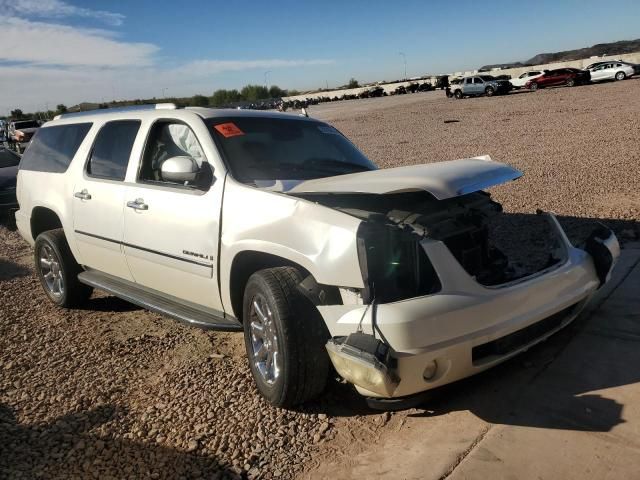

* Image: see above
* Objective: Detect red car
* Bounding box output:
[525,68,591,90]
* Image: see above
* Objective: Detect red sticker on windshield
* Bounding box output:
[214,122,244,138]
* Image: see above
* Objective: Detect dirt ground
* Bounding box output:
[1,78,640,479]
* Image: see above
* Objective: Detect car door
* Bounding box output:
[590,64,608,81]
[462,77,473,94]
[122,119,225,312]
[73,120,141,281]
[473,77,485,94]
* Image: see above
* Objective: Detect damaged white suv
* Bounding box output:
[15,104,619,407]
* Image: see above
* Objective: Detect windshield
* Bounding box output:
[0,148,20,168]
[210,117,377,185]
[14,120,39,129]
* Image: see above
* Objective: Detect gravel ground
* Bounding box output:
[2,78,640,479]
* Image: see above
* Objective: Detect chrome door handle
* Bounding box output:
[126,198,148,211]
[74,189,91,200]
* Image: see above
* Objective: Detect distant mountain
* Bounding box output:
[480,39,640,70]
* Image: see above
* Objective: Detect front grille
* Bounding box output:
[472,303,579,365]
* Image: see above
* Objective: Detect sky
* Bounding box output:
[1,0,639,115]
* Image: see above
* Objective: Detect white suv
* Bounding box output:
[15,104,619,407]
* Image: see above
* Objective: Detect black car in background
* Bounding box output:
[0,147,20,214]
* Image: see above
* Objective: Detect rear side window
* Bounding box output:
[87,120,140,181]
[20,123,92,173]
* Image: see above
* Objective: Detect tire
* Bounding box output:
[34,229,93,307]
[242,267,331,407]
[485,86,495,97]
[566,78,575,87]
[454,90,463,99]
[615,71,626,81]
[529,82,538,91]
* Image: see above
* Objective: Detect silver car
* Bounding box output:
[589,62,635,82]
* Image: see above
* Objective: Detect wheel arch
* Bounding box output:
[31,206,64,240]
[228,250,342,322]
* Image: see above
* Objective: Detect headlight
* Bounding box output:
[356,221,441,303]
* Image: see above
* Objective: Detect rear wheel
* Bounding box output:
[485,86,495,97]
[242,267,331,407]
[566,78,576,87]
[454,90,463,99]
[615,71,626,81]
[34,229,93,307]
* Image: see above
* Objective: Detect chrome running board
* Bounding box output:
[78,270,242,331]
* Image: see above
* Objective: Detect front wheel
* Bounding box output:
[529,82,538,91]
[566,78,576,87]
[485,86,495,97]
[242,267,331,407]
[454,90,463,99]
[615,71,626,81]
[34,229,93,307]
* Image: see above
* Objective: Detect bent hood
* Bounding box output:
[281,155,522,200]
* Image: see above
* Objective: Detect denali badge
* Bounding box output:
[183,250,214,261]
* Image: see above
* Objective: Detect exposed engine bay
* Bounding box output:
[294,191,564,303]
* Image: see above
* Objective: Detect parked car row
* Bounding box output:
[446,60,636,99]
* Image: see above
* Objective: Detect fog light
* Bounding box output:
[326,333,399,397]
[423,360,438,380]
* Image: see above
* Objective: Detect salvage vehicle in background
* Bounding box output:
[510,70,546,89]
[588,62,635,82]
[8,119,40,154]
[15,104,619,408]
[0,147,21,215]
[526,68,591,90]
[451,75,512,98]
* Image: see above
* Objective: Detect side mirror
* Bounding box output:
[161,156,200,183]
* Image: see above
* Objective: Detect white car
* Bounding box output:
[14,104,619,408]
[589,62,635,82]
[510,70,545,89]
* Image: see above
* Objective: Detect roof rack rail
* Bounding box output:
[54,103,178,120]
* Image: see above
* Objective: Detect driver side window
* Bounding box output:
[139,121,209,187]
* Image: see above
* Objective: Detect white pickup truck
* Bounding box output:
[15,104,619,408]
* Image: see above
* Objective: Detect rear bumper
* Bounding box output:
[320,214,619,398]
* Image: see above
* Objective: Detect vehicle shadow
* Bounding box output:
[0,403,232,478]
[310,214,639,434]
[82,295,143,313]
[0,258,30,281]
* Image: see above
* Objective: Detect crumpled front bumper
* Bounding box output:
[319,213,619,398]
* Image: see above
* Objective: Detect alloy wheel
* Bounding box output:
[249,294,281,385]
[39,244,64,298]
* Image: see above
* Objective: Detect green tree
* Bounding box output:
[10,109,24,119]
[191,95,209,107]
[240,84,269,102]
[347,78,360,88]
[56,104,68,114]
[210,89,241,107]
[268,85,286,98]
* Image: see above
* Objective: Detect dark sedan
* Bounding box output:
[526,68,591,90]
[0,147,20,212]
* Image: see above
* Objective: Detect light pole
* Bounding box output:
[162,87,168,99]
[264,70,271,89]
[399,52,407,80]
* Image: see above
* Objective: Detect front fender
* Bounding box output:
[219,180,364,314]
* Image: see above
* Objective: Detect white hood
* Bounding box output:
[271,156,522,200]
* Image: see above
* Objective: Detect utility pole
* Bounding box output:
[399,52,407,80]
[264,70,271,89]
[162,87,168,99]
